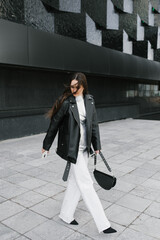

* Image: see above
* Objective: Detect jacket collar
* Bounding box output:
[68,95,76,104]
[69,94,93,127]
[68,94,93,103]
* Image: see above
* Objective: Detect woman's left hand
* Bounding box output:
[95,150,100,154]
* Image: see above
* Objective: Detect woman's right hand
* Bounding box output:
[42,148,48,153]
[42,148,49,158]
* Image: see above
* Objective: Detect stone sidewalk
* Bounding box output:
[0,118,160,240]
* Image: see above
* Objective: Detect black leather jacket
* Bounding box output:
[43,94,101,164]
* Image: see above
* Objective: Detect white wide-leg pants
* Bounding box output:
[59,150,111,233]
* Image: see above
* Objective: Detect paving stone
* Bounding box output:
[30,198,61,218]
[151,172,160,181]
[21,167,49,178]
[0,179,7,188]
[78,220,124,240]
[0,196,6,203]
[1,119,160,239]
[10,163,33,172]
[77,198,112,212]
[33,182,65,197]
[145,191,160,202]
[2,209,47,234]
[12,190,47,208]
[41,156,65,169]
[54,207,92,232]
[26,152,43,159]
[138,149,160,160]
[130,185,160,203]
[35,170,65,184]
[0,200,25,221]
[0,168,18,178]
[0,151,23,162]
[141,178,160,191]
[0,223,20,240]
[128,157,148,164]
[116,227,157,240]
[92,161,115,172]
[113,179,136,193]
[51,177,69,187]
[15,156,35,163]
[150,159,160,166]
[0,160,19,168]
[0,183,28,199]
[52,191,66,201]
[18,178,47,190]
[144,202,160,218]
[0,180,14,188]
[26,158,53,167]
[15,236,30,240]
[5,173,31,184]
[108,169,126,178]
[130,167,157,178]
[105,204,140,227]
[130,213,160,239]
[119,173,147,185]
[65,231,93,240]
[107,154,132,164]
[97,188,126,203]
[120,150,141,159]
[116,193,152,212]
[25,219,74,240]
[123,159,144,168]
[92,182,102,191]
[129,185,155,197]
[103,162,122,170]
[101,150,120,158]
[112,165,136,174]
[139,163,160,172]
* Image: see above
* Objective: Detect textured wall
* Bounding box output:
[124,0,133,13]
[0,0,24,23]
[86,14,102,46]
[1,0,160,61]
[1,1,160,140]
[102,30,123,51]
[123,30,133,54]
[54,12,86,41]
[133,0,149,24]
[59,0,81,13]
[24,0,54,33]
[107,0,119,30]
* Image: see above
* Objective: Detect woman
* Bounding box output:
[42,72,116,234]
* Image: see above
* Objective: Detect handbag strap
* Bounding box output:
[62,161,71,181]
[94,151,112,172]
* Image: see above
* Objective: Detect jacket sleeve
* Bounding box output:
[43,101,69,151]
[91,102,101,151]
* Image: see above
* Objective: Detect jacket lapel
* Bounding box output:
[84,94,94,128]
[69,94,94,128]
[69,96,80,127]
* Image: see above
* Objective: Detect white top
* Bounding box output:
[76,95,87,151]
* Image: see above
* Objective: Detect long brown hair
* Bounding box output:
[46,72,89,119]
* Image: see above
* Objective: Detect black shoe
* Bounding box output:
[70,219,79,225]
[103,227,117,234]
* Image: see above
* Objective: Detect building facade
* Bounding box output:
[1,0,160,140]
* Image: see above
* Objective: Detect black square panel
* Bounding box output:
[0,19,28,65]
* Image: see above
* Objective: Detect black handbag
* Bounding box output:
[93,151,117,190]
